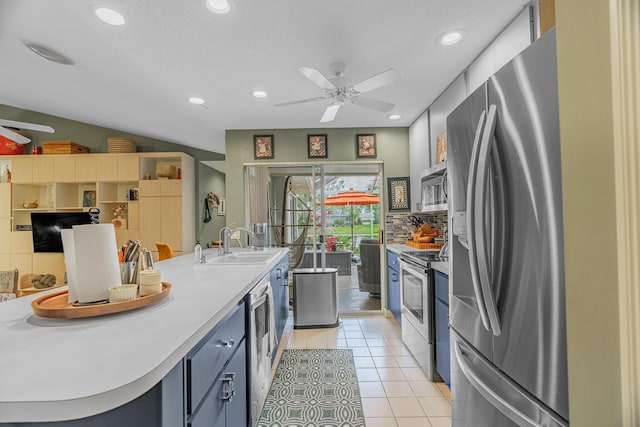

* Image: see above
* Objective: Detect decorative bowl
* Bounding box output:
[0,132,27,155]
[156,163,176,179]
[108,284,138,303]
[22,200,39,209]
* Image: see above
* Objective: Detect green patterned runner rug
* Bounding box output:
[258,349,365,427]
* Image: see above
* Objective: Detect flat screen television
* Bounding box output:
[31,212,93,253]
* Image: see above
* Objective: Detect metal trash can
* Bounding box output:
[293,268,339,329]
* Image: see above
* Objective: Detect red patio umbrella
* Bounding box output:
[323,189,380,250]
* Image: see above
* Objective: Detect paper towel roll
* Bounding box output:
[63,224,122,303]
[61,229,78,304]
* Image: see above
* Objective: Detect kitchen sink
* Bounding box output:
[207,252,276,265]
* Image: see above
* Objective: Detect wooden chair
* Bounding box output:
[155,242,174,261]
[0,269,18,301]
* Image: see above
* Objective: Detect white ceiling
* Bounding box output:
[0,0,530,154]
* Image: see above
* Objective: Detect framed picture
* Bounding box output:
[82,190,96,207]
[387,177,410,211]
[254,135,274,159]
[307,134,328,158]
[356,134,376,158]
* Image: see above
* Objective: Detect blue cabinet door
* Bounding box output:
[387,266,401,324]
[225,340,247,427]
[434,271,450,386]
[270,257,289,354]
[386,251,401,324]
[435,297,450,386]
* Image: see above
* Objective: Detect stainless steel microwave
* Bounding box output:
[420,162,447,212]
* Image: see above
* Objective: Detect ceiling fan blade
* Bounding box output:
[273,96,329,107]
[352,68,402,94]
[320,103,342,123]
[299,67,336,90]
[0,119,54,133]
[0,126,31,144]
[351,96,395,112]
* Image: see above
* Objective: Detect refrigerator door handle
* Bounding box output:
[465,110,491,331]
[454,340,568,427]
[474,104,502,336]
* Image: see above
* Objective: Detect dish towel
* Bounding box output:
[265,284,278,355]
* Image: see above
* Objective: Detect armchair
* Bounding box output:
[357,239,381,297]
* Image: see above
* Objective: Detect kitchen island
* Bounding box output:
[0,247,288,424]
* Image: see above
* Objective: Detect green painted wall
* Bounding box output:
[197,164,226,247]
[224,127,410,230]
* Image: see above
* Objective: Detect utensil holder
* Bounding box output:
[119,261,137,284]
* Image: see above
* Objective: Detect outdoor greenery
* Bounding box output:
[292,174,381,255]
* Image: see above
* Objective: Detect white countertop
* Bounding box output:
[0,247,288,423]
[386,244,449,274]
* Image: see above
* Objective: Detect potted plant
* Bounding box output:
[326,237,338,252]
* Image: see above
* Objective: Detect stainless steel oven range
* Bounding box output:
[399,250,439,380]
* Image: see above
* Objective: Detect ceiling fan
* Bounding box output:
[273,63,402,123]
[0,119,55,144]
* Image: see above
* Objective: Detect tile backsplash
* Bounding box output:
[384,212,448,244]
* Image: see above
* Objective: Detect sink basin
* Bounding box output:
[207,252,276,265]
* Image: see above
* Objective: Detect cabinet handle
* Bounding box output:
[220,339,235,348]
[221,372,236,402]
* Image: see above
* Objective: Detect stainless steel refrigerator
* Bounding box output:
[447,29,569,426]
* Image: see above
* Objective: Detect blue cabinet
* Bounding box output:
[434,270,450,386]
[387,251,401,324]
[187,300,247,426]
[270,255,289,349]
[188,340,247,427]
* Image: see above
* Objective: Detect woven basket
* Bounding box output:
[107,137,136,153]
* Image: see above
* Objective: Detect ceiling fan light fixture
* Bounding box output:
[438,30,465,46]
[22,40,74,65]
[205,0,231,14]
[388,114,402,120]
[252,90,268,98]
[188,97,206,105]
[93,6,125,26]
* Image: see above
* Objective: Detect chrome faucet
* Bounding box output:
[218,227,255,255]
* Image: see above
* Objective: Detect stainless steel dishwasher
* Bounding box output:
[248,274,276,426]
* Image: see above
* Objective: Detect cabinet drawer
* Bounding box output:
[435,271,449,304]
[188,340,246,427]
[387,251,400,272]
[187,301,245,414]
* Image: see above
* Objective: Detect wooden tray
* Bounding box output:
[31,282,171,318]
[20,283,65,297]
[405,240,444,250]
[43,141,90,154]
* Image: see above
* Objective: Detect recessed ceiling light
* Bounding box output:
[252,90,268,98]
[388,114,402,120]
[93,6,125,26]
[205,0,230,14]
[22,40,74,65]
[438,30,465,46]
[188,97,206,105]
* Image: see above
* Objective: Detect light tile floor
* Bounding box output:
[272,312,452,427]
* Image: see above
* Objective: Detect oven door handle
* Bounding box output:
[466,109,492,332]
